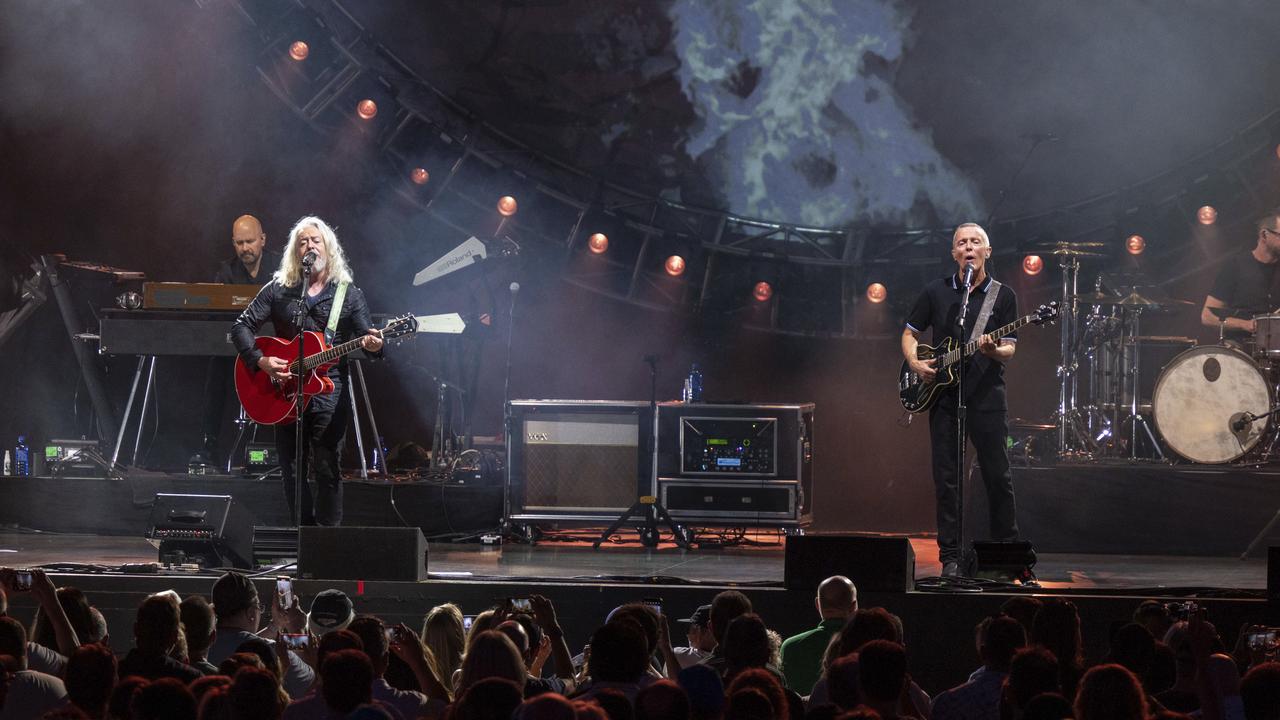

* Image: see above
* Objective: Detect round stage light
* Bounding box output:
[752,281,773,302]
[410,168,429,185]
[1126,234,1145,255]
[1023,255,1044,276]
[289,41,310,61]
[664,255,686,277]
[1197,205,1217,225]
[865,283,887,303]
[497,196,518,217]
[356,99,378,120]
[587,233,608,254]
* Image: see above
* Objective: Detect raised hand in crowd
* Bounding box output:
[387,622,451,702]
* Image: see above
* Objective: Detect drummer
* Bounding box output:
[1201,209,1280,340]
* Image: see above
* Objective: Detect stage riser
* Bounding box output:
[4,575,1270,697]
[0,474,501,538]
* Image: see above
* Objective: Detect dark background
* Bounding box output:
[2,1,1277,533]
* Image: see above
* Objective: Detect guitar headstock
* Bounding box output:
[1032,301,1060,325]
[382,313,419,340]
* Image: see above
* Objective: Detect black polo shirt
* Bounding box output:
[905,273,1018,412]
[215,249,282,285]
[1208,251,1280,339]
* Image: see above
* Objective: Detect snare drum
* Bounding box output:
[1152,345,1272,463]
[1254,314,1280,359]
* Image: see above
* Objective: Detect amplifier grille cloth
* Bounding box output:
[523,445,637,510]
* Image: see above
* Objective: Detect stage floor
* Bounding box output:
[0,531,1265,593]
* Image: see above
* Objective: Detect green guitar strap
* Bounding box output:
[324,281,349,344]
[966,279,1002,344]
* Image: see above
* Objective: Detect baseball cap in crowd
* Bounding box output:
[676,605,712,629]
[308,589,354,636]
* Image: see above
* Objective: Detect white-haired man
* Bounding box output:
[901,223,1020,577]
[231,217,383,526]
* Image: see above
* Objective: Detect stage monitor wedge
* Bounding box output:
[785,534,915,593]
[298,526,428,581]
[145,494,256,569]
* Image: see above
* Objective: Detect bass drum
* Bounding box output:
[1152,345,1272,463]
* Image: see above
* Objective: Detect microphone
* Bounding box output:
[509,282,520,294]
[301,251,318,268]
[1231,412,1255,433]
[962,263,976,288]
[642,353,659,365]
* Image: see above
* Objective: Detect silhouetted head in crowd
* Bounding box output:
[635,679,691,720]
[133,595,181,656]
[1075,664,1148,720]
[979,615,1027,672]
[32,586,96,651]
[321,649,375,714]
[723,686,774,720]
[232,665,286,720]
[1148,642,1176,696]
[449,676,524,720]
[347,615,391,676]
[458,629,527,696]
[515,693,576,720]
[678,664,725,720]
[308,589,355,637]
[1021,692,1073,720]
[722,613,772,679]
[218,651,264,677]
[466,608,500,648]
[858,640,907,711]
[66,642,117,717]
[590,688,634,720]
[1003,647,1061,719]
[317,628,364,671]
[189,674,232,703]
[587,620,650,684]
[709,591,753,647]
[1133,601,1174,643]
[108,676,149,720]
[497,619,532,666]
[198,687,233,720]
[1108,623,1157,684]
[1000,597,1043,639]
[609,603,660,659]
[180,595,216,662]
[0,616,27,669]
[726,669,785,720]
[816,575,858,622]
[1032,599,1082,670]
[132,677,196,720]
[348,705,396,720]
[573,700,610,720]
[211,571,261,631]
[511,613,546,665]
[234,637,281,680]
[423,602,466,680]
[1241,661,1280,720]
[827,654,861,711]
[831,608,899,665]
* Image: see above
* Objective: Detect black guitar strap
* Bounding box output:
[966,280,1003,344]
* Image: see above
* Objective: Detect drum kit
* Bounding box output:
[1047,242,1280,465]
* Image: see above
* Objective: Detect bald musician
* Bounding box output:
[191,215,283,468]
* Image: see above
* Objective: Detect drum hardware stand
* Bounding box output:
[1052,250,1102,458]
[1240,404,1280,558]
[1121,308,1164,461]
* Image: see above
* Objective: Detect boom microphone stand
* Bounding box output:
[291,255,314,528]
[952,264,975,576]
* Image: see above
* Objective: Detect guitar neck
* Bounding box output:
[941,315,1034,367]
[291,335,367,373]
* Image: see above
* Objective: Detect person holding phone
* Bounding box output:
[208,571,314,699]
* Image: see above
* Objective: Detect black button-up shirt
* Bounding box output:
[905,273,1018,412]
[231,279,379,381]
[215,249,282,285]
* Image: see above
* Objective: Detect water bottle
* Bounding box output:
[687,364,704,403]
[370,435,387,473]
[15,435,30,477]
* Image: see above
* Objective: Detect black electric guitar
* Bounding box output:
[899,302,1058,413]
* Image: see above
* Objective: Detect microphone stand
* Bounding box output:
[953,267,974,576]
[501,282,523,541]
[292,262,312,529]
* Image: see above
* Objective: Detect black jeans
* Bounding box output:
[928,402,1019,563]
[277,379,349,527]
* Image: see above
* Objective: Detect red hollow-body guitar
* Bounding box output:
[234,314,417,425]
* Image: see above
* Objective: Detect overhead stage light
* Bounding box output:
[1023,255,1044,276]
[1197,205,1217,225]
[410,168,429,185]
[866,283,887,303]
[664,255,686,277]
[356,99,378,120]
[752,281,773,302]
[497,196,518,217]
[1126,235,1145,255]
[588,233,608,254]
[289,41,310,61]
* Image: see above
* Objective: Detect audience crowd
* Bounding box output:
[0,565,1276,720]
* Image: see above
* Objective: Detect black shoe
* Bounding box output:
[942,561,960,578]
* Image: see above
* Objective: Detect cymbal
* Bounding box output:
[1037,241,1107,248]
[1077,290,1119,304]
[1044,246,1106,257]
[1114,291,1162,306]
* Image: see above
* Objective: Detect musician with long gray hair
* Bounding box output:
[900,222,1020,578]
[231,216,383,526]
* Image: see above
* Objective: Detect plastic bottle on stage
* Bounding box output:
[370,435,387,473]
[3,450,10,476]
[686,364,704,403]
[14,435,30,477]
